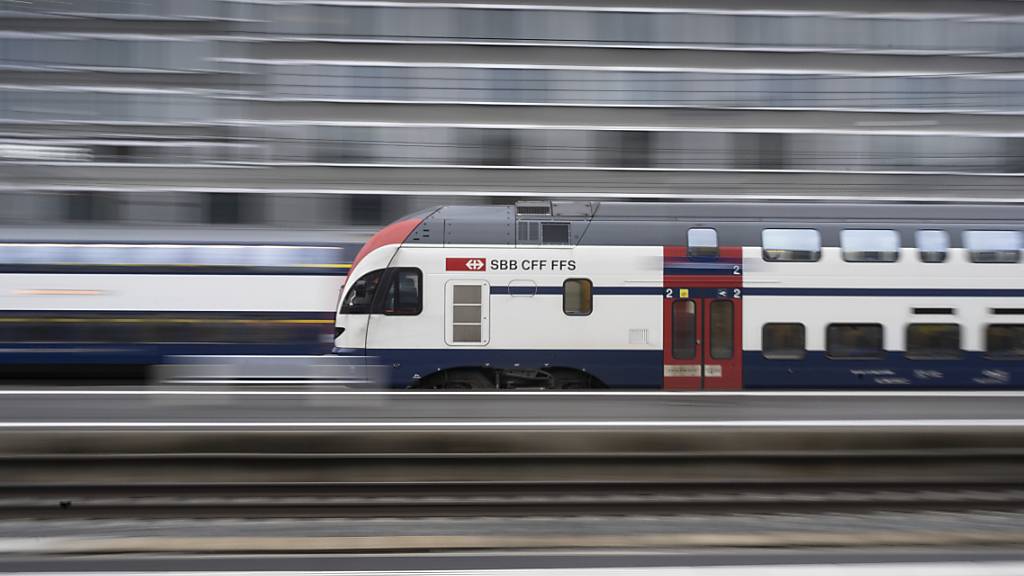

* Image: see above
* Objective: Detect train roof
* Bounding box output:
[406,200,1024,247]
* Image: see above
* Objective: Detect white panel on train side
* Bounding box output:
[742,246,1022,353]
[0,274,343,312]
[373,244,663,351]
[444,280,490,346]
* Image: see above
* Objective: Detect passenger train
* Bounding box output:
[0,227,363,374]
[334,201,1024,390]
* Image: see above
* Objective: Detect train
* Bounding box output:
[333,200,1024,390]
[0,227,363,375]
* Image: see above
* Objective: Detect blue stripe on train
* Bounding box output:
[742,351,1023,390]
[345,347,1024,390]
[360,347,663,389]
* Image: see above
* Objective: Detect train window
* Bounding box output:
[671,299,696,360]
[563,278,593,316]
[826,324,884,359]
[249,245,298,267]
[709,300,734,359]
[986,325,1024,359]
[0,244,30,265]
[688,228,718,258]
[82,245,137,265]
[762,229,820,262]
[194,245,249,266]
[339,269,384,314]
[541,222,570,245]
[303,246,347,265]
[906,324,961,359]
[915,230,949,263]
[762,323,806,359]
[964,231,1022,263]
[0,245,20,264]
[841,230,899,263]
[18,244,67,264]
[137,245,195,265]
[381,268,423,316]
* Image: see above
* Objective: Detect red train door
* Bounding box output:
[663,247,743,390]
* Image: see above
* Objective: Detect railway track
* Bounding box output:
[2,480,1023,519]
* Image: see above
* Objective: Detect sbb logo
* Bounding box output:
[446,257,487,272]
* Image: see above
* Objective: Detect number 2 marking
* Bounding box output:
[732,265,741,275]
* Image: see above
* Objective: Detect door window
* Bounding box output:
[708,297,733,356]
[671,299,697,359]
[709,300,734,359]
[380,268,422,316]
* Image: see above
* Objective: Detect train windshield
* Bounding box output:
[340,269,384,314]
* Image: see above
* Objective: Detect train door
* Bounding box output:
[663,296,742,390]
[662,244,743,390]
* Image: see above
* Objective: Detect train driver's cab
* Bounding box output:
[334,266,423,354]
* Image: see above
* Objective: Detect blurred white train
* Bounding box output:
[0,227,363,375]
[334,201,1024,390]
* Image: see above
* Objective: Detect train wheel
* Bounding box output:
[548,368,602,390]
[419,369,494,390]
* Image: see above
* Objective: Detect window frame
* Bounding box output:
[840,229,901,263]
[905,323,962,360]
[985,324,1024,360]
[826,323,885,359]
[687,227,719,259]
[761,323,807,360]
[963,230,1023,264]
[671,298,697,360]
[338,268,385,315]
[761,228,821,263]
[562,277,593,316]
[708,299,734,360]
[377,267,424,316]
[915,229,949,264]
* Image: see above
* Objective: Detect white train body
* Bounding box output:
[334,202,1024,390]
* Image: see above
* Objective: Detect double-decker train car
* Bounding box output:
[0,227,363,373]
[334,201,1024,390]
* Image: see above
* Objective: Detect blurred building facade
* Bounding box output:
[2,0,1024,228]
